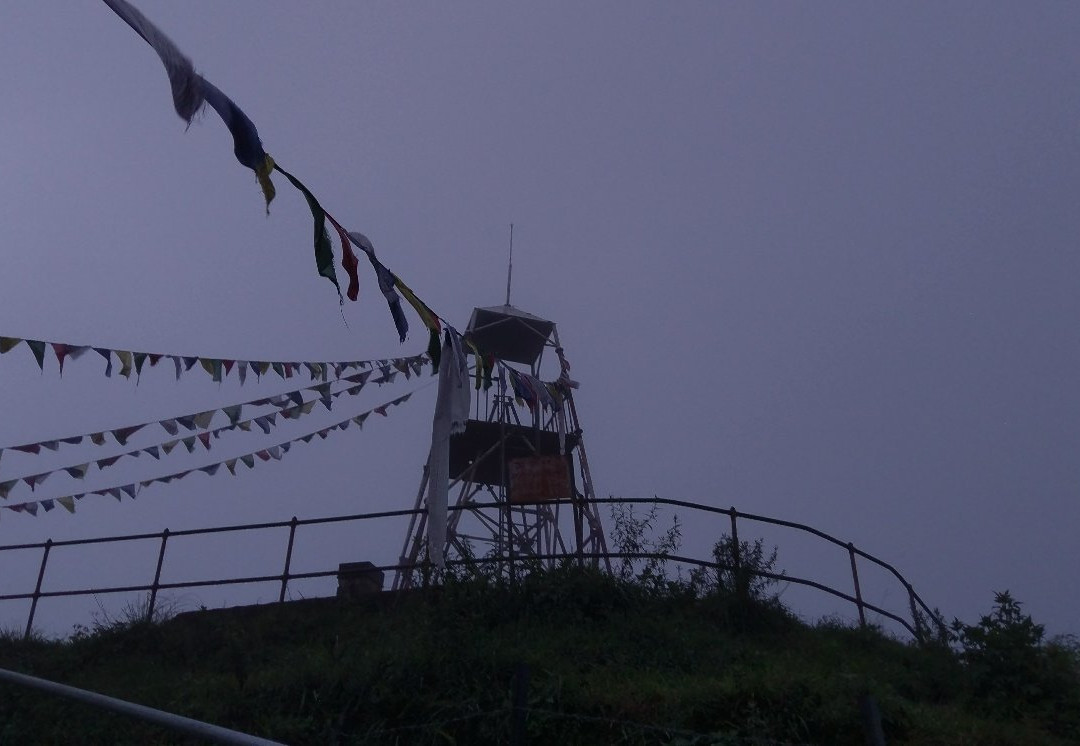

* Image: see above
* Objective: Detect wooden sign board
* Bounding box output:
[508,456,571,504]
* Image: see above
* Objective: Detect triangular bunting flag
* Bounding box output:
[52,343,70,375]
[64,464,90,479]
[0,337,21,354]
[95,348,114,377]
[112,425,144,446]
[24,473,49,491]
[117,350,134,378]
[26,340,47,371]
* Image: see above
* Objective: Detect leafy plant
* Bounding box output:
[951,591,1080,734]
[608,501,684,595]
[689,534,782,603]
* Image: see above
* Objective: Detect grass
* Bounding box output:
[0,562,1077,745]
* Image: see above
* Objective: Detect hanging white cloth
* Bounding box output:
[426,330,471,568]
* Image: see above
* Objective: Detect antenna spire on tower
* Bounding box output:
[505,223,514,306]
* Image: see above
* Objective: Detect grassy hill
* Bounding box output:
[0,558,1077,745]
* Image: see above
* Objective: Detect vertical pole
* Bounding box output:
[906,582,923,644]
[728,507,743,598]
[858,691,887,746]
[279,517,298,603]
[847,542,867,628]
[505,223,514,306]
[500,373,515,586]
[147,529,170,623]
[25,539,52,640]
[510,662,529,746]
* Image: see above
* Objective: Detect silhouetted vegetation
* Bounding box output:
[0,507,1075,744]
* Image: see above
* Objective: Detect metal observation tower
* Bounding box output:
[393,303,609,588]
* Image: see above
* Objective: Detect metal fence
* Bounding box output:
[0,497,946,641]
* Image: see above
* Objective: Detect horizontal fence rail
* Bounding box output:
[0,498,946,642]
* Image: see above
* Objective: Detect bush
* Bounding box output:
[952,591,1080,734]
[689,534,782,603]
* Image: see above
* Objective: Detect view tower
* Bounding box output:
[393,303,608,588]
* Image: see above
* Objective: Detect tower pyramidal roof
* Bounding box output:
[466,304,555,366]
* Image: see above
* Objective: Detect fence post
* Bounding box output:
[147,529,170,623]
[906,582,923,644]
[858,691,886,746]
[510,662,530,746]
[847,542,867,628]
[729,507,745,598]
[25,539,52,640]
[279,517,298,603]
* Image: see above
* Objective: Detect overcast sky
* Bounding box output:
[1,1,1079,637]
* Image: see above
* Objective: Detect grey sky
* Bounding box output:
[1,2,1078,636]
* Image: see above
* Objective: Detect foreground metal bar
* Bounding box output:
[0,667,286,746]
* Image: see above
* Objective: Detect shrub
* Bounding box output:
[952,591,1080,734]
[689,535,782,604]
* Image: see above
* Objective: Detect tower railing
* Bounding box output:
[0,497,946,642]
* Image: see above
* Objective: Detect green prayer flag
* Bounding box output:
[0,337,21,354]
[273,163,342,301]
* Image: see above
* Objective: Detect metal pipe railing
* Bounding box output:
[0,497,944,641]
[0,666,285,745]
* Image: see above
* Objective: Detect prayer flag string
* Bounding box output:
[0,386,420,517]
